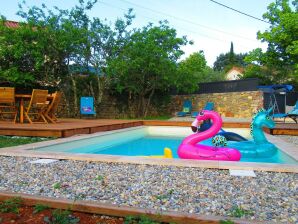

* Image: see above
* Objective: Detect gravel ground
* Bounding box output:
[0,156,297,223]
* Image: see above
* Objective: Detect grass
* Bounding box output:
[124,215,161,224]
[44,209,80,224]
[219,220,235,224]
[0,197,23,214]
[33,204,50,214]
[228,206,254,218]
[53,182,62,190]
[0,136,52,148]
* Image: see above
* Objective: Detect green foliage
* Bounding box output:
[203,67,226,82]
[228,206,254,218]
[155,189,174,200]
[0,0,197,118]
[107,21,189,117]
[219,220,235,224]
[53,182,61,190]
[242,64,278,85]
[244,0,298,86]
[33,204,50,214]
[0,136,51,148]
[95,175,104,181]
[0,197,22,214]
[44,209,80,224]
[124,215,161,224]
[176,51,208,93]
[213,42,248,72]
[0,0,109,115]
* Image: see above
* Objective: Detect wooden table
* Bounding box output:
[15,94,53,124]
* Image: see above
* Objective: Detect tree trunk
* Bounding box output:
[89,80,95,99]
[137,93,144,118]
[144,88,155,117]
[96,75,103,104]
[89,80,97,117]
[71,75,78,117]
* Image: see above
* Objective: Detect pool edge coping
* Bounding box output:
[0,126,297,173]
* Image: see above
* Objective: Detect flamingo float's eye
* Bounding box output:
[199,111,204,116]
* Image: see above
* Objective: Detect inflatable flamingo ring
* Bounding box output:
[178,110,241,161]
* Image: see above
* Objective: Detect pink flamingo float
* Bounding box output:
[177,110,241,161]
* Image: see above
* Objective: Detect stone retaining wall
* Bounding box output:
[171,91,263,118]
[57,91,263,119]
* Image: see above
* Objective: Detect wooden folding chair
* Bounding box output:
[44,91,62,123]
[24,89,49,124]
[0,87,17,123]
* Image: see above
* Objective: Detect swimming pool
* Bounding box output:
[35,126,298,164]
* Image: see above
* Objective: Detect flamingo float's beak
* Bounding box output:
[191,120,203,132]
[191,126,198,132]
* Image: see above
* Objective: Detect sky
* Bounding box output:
[1,0,274,66]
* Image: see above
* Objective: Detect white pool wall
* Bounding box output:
[36,126,252,152]
[147,126,192,137]
[147,126,251,139]
[37,127,147,152]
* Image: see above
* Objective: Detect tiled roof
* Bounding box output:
[4,20,20,28]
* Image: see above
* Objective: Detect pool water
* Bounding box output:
[35,126,297,164]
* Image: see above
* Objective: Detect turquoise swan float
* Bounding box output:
[229,107,277,158]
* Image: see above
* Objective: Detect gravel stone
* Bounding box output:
[0,156,297,223]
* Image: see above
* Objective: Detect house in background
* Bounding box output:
[3,20,19,28]
[226,66,244,80]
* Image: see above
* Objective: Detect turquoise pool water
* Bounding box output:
[35,127,297,164]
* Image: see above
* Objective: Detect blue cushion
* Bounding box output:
[272,113,286,118]
[191,112,198,118]
[177,111,187,117]
[205,102,214,110]
[289,109,298,115]
[80,97,96,115]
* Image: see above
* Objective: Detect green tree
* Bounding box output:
[203,66,226,82]
[229,42,235,65]
[244,0,298,86]
[176,51,207,92]
[0,0,98,87]
[0,19,37,86]
[176,51,225,92]
[213,42,247,72]
[107,21,189,117]
[0,0,124,116]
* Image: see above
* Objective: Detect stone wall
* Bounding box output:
[57,91,263,119]
[96,94,169,119]
[170,91,263,118]
[57,92,166,119]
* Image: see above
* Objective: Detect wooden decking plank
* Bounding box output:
[0,119,296,137]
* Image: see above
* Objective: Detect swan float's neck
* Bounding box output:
[252,124,268,144]
[183,112,222,145]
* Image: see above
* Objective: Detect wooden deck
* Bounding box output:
[0,119,142,138]
[264,123,298,136]
[0,119,297,137]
